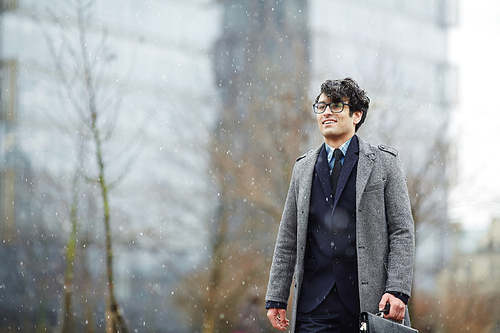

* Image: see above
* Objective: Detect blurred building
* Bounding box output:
[440,219,500,293]
[1,0,456,332]
[434,219,500,332]
[307,0,458,291]
[310,1,461,319]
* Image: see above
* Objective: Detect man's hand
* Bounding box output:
[267,308,289,330]
[379,293,406,322]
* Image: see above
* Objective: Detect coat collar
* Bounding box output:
[313,135,360,208]
[299,135,377,209]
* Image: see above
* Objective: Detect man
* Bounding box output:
[265,78,415,332]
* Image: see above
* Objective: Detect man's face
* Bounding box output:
[316,93,362,148]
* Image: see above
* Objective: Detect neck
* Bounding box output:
[324,133,355,149]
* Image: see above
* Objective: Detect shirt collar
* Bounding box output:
[325,137,352,164]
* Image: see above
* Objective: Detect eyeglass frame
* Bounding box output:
[312,101,352,114]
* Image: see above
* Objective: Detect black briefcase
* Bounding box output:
[359,311,418,333]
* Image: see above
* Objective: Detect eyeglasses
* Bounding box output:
[312,101,351,114]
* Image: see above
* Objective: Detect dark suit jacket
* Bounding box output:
[298,137,359,315]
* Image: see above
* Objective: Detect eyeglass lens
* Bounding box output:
[314,102,344,113]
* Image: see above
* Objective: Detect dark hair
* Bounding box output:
[315,77,370,132]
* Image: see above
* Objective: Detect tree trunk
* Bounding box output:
[61,175,79,332]
[202,202,229,333]
[77,5,128,331]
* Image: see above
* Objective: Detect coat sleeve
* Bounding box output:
[265,163,300,305]
[383,151,415,297]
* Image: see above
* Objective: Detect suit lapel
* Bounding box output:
[334,136,359,208]
[356,136,376,208]
[314,144,334,206]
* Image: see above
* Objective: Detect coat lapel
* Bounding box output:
[356,136,376,208]
[296,144,323,223]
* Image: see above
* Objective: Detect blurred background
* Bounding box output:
[1,0,499,332]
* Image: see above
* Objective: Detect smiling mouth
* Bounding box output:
[323,119,336,125]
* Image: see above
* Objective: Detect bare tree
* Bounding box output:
[36,1,147,331]
[61,164,80,332]
[355,60,451,233]
[173,2,312,332]
[355,60,453,326]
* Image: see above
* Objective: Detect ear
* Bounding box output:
[352,110,363,124]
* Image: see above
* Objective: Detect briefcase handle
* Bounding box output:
[360,303,389,332]
[377,302,391,316]
[367,302,405,325]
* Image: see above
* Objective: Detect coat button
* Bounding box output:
[334,258,340,264]
[333,229,339,235]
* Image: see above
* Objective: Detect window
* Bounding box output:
[438,0,458,27]
[0,0,18,12]
[0,59,17,240]
[0,59,17,123]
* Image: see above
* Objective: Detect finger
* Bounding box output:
[277,309,289,328]
[389,304,397,320]
[388,301,405,321]
[378,294,390,311]
[278,309,289,324]
[273,317,286,331]
[396,303,405,320]
[390,309,404,322]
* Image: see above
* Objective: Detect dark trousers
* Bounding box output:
[296,284,359,333]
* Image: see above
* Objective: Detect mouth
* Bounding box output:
[323,119,336,125]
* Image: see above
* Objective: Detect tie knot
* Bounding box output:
[333,149,343,161]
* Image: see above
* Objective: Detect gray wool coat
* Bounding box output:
[265,136,415,332]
